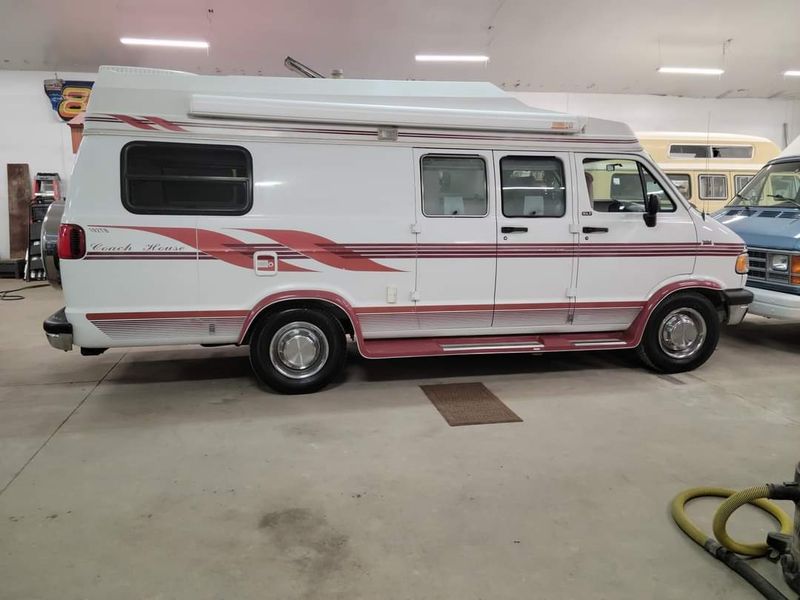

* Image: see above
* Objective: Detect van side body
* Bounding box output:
[44,67,752,393]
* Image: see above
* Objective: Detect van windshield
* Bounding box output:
[728,161,800,208]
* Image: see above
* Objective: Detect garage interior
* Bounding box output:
[2,2,800,599]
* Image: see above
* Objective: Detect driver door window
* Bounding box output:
[583,158,675,213]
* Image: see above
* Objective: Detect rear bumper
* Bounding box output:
[43,307,73,351]
[721,288,753,325]
[747,287,800,320]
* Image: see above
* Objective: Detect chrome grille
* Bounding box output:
[746,247,795,285]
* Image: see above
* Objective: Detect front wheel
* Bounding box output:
[249,308,346,394]
[636,292,720,373]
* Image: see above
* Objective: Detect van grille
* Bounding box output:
[746,248,792,285]
[748,250,766,280]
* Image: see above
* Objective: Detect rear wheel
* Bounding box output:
[249,308,346,394]
[636,292,719,373]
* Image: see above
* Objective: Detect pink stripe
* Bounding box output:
[110,114,157,130]
[145,116,187,132]
[88,309,249,320]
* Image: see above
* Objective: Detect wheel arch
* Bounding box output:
[239,291,359,346]
[628,279,724,347]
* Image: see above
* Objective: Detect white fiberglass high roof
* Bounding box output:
[89,66,635,138]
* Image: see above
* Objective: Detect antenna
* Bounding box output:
[704,110,712,218]
[284,56,325,78]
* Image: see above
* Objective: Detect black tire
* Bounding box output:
[636,292,720,373]
[249,308,346,394]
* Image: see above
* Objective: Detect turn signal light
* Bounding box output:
[791,256,800,285]
[57,223,86,259]
[735,253,749,274]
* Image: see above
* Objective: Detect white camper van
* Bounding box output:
[44,66,752,393]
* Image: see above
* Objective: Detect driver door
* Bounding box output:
[573,154,696,331]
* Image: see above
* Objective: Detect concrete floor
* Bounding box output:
[1,284,799,600]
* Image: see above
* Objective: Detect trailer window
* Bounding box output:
[667,173,691,200]
[421,155,488,217]
[500,156,566,217]
[582,158,676,213]
[734,174,754,194]
[669,144,753,159]
[121,142,252,215]
[698,174,728,200]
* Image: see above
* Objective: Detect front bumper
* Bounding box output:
[43,307,73,351]
[721,288,753,325]
[747,286,800,320]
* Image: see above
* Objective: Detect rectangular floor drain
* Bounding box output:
[420,382,523,427]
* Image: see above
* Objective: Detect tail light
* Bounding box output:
[57,223,86,259]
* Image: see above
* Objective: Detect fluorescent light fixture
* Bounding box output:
[120,37,209,49]
[415,54,489,63]
[255,181,283,187]
[658,66,724,75]
[783,70,800,77]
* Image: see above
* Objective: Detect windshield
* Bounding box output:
[727,160,800,207]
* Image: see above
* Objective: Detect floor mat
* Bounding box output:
[420,382,523,426]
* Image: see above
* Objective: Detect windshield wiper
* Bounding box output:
[767,194,800,208]
[730,193,753,209]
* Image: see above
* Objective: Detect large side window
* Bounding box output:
[500,156,566,218]
[421,155,488,217]
[121,142,252,215]
[698,174,728,200]
[583,158,676,213]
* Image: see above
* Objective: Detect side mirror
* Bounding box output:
[644,193,659,228]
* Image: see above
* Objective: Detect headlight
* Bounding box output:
[770,254,789,271]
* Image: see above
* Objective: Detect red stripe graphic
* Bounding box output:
[110,114,157,130]
[88,226,744,266]
[87,309,248,320]
[145,116,187,132]
[243,229,402,272]
[101,226,315,272]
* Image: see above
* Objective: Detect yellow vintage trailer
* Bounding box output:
[637,132,780,212]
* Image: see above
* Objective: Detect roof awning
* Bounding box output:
[189,94,586,134]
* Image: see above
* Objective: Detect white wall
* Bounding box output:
[0,70,95,259]
[511,92,800,149]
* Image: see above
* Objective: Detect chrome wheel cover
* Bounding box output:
[269,322,329,379]
[658,307,707,360]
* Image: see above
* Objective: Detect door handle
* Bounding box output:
[582,227,609,234]
[501,226,528,233]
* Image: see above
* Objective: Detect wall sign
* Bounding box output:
[44,79,94,121]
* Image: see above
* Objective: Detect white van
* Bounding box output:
[44,66,752,393]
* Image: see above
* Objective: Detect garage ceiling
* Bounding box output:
[2,0,800,99]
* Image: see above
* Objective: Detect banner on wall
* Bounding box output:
[43,79,94,121]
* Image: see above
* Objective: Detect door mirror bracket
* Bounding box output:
[644,193,659,228]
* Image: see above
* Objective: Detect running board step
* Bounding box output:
[360,331,633,359]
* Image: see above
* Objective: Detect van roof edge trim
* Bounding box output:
[188,94,587,134]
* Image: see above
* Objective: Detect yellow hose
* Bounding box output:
[671,485,793,557]
[713,485,794,556]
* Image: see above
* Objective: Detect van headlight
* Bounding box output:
[770,254,789,272]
